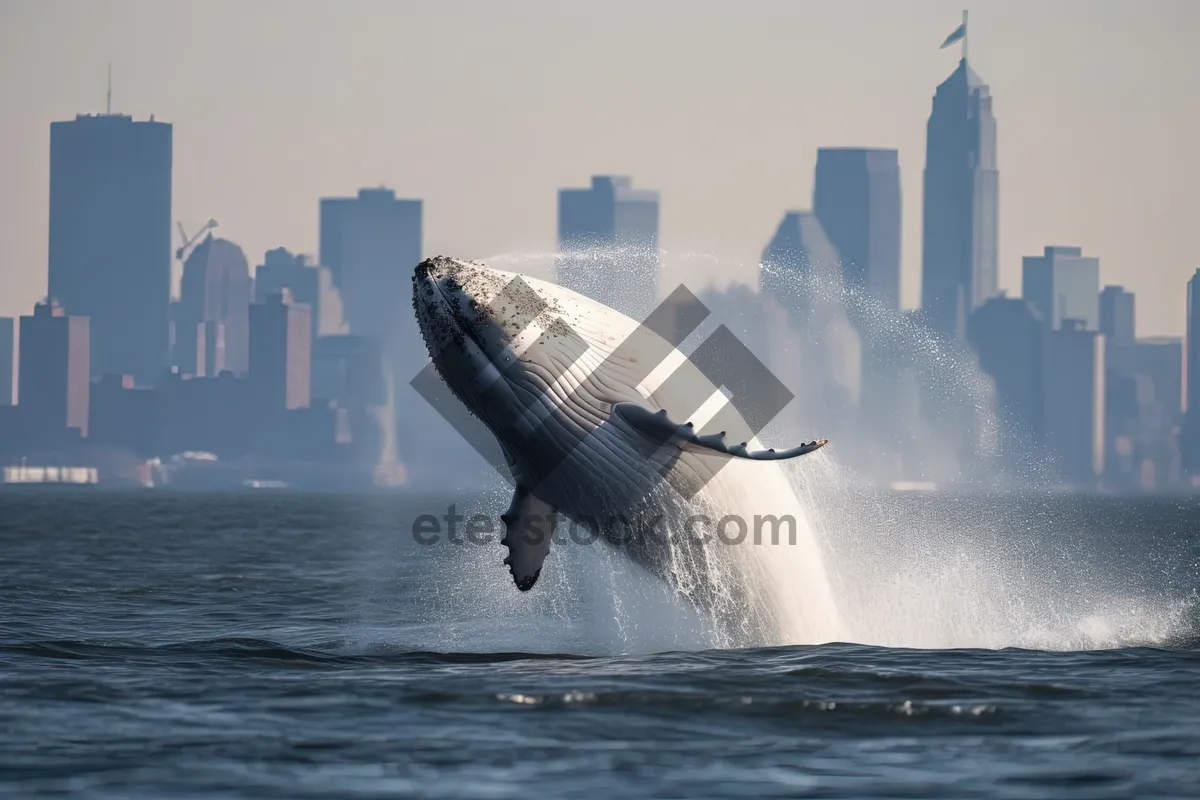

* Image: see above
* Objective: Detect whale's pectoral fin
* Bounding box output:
[500,487,558,591]
[613,403,828,461]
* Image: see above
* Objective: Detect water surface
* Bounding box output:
[1,491,1197,798]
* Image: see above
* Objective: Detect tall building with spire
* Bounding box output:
[920,29,999,341]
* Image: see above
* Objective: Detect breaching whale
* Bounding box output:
[412,256,828,594]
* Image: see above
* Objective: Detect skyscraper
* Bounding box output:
[318,188,421,343]
[557,175,660,320]
[1106,335,1184,490]
[759,210,841,309]
[759,210,862,414]
[48,113,172,384]
[0,318,13,406]
[249,290,312,413]
[920,58,999,340]
[1118,338,1184,424]
[1044,321,1105,486]
[322,188,460,483]
[1103,280,1177,487]
[254,248,344,342]
[966,296,1046,448]
[176,235,252,375]
[1184,269,1200,474]
[1021,246,1100,331]
[1189,270,1200,416]
[18,300,90,438]
[813,148,902,312]
[1099,285,1136,345]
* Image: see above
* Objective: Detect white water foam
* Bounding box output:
[378,457,1193,656]
[390,248,1195,655]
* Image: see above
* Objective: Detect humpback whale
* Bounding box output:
[412,256,828,594]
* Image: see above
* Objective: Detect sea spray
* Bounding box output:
[416,423,1194,655]
[782,453,1199,650]
[658,455,845,648]
[410,248,1195,654]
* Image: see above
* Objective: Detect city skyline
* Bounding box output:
[1,8,1197,790]
[0,2,1196,336]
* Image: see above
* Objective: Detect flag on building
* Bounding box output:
[941,21,967,49]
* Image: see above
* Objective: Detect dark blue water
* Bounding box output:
[2,491,1198,799]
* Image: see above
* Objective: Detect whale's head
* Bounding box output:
[412,256,585,433]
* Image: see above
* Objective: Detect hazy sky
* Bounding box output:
[1,0,1196,335]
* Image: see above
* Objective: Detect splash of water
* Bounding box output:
[406,466,846,654]
[785,453,1197,650]
[668,455,845,647]
[403,247,1195,654]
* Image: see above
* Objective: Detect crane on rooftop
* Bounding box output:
[176,219,218,263]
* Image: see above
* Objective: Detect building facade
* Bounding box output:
[49,113,172,384]
[0,317,13,406]
[1044,322,1105,486]
[318,188,421,344]
[1184,269,1200,475]
[1022,246,1100,332]
[813,148,902,312]
[967,296,1046,448]
[1099,285,1136,345]
[1106,335,1184,490]
[249,290,312,413]
[18,300,90,438]
[176,235,252,375]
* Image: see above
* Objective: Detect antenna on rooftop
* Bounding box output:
[106,63,112,114]
[962,9,969,63]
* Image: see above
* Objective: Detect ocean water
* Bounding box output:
[1,489,1198,799]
